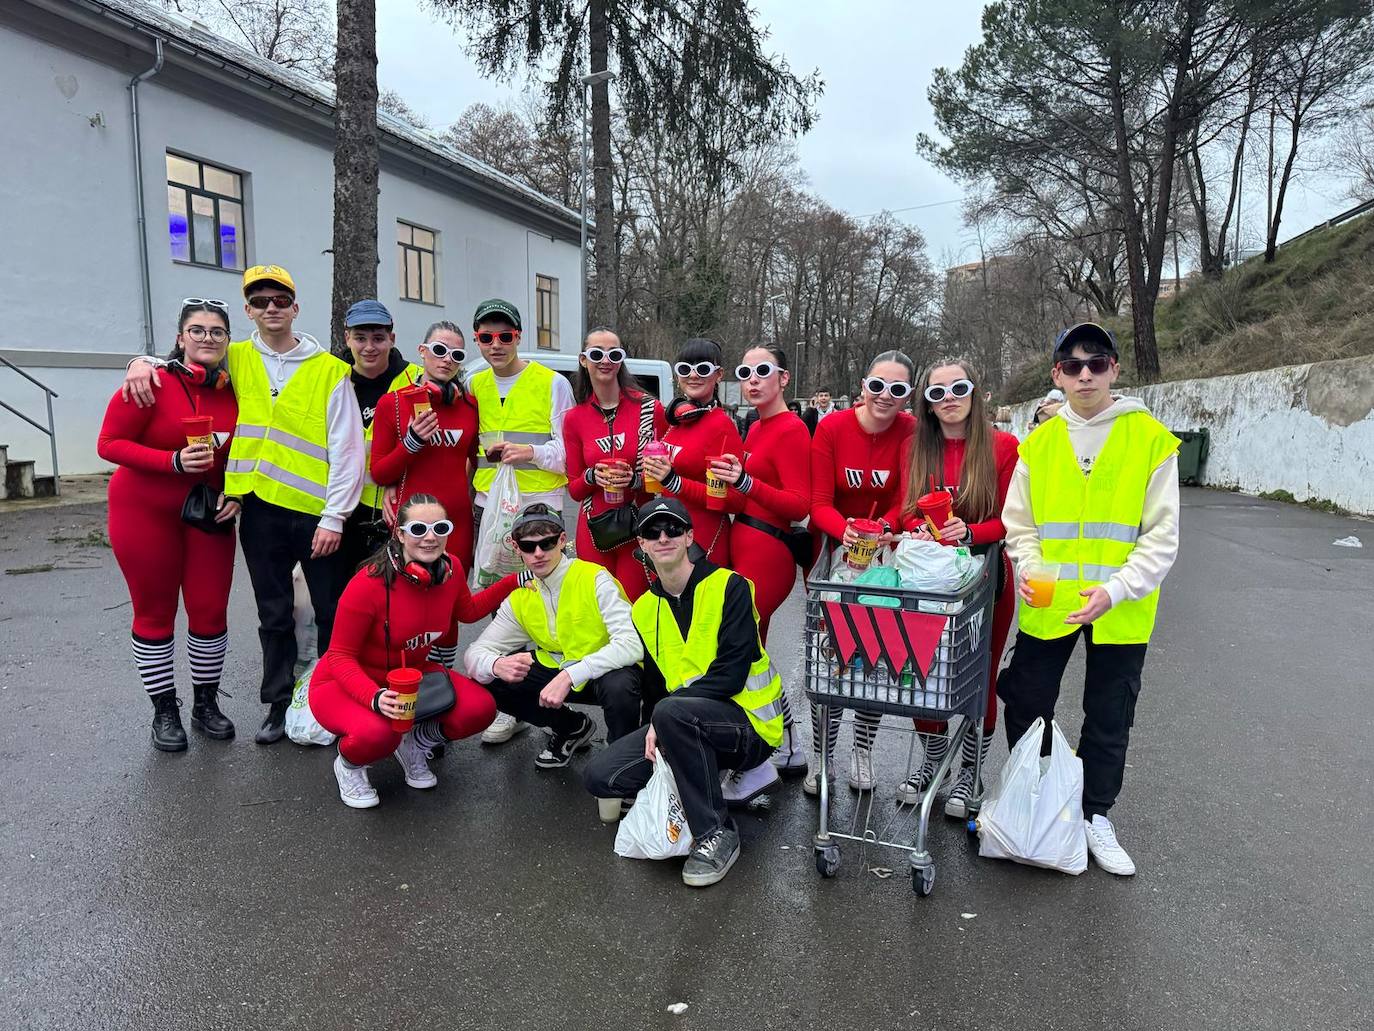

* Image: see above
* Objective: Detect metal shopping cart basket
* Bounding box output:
[803,544,997,896]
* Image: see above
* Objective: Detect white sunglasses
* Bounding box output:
[182,297,229,310]
[401,519,453,538]
[423,341,465,362]
[675,361,720,378]
[864,377,913,399]
[583,347,626,364]
[923,380,975,403]
[735,362,779,381]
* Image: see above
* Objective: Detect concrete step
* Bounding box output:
[33,474,57,498]
[4,457,36,499]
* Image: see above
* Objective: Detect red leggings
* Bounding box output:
[108,472,235,638]
[730,521,797,644]
[309,669,497,766]
[575,518,651,601]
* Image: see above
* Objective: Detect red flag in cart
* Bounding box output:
[822,600,947,685]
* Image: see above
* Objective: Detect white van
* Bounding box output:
[464,352,674,403]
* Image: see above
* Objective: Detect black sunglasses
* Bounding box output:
[476,330,520,345]
[640,521,687,540]
[1056,355,1114,376]
[515,533,562,555]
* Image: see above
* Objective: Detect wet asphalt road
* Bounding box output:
[1,488,1371,1031]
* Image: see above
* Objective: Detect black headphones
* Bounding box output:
[386,539,451,588]
[171,357,230,391]
[665,395,718,427]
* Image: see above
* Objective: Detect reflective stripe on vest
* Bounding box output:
[223,339,349,516]
[469,363,568,494]
[359,364,422,509]
[507,559,620,684]
[630,568,784,748]
[1018,412,1179,645]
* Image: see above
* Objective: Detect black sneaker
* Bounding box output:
[254,701,288,745]
[682,826,741,887]
[190,684,235,740]
[151,693,188,753]
[533,715,596,769]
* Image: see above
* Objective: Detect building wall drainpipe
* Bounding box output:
[129,36,164,355]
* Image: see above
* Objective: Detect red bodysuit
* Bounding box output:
[810,408,916,544]
[660,405,745,566]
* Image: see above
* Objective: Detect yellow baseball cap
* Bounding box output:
[242,264,296,297]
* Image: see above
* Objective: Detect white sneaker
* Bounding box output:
[333,754,379,809]
[722,761,782,805]
[848,748,875,791]
[770,723,809,776]
[802,756,834,797]
[394,731,438,789]
[481,711,528,745]
[1084,814,1136,876]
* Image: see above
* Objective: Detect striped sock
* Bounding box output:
[809,701,841,759]
[187,630,228,688]
[132,633,175,698]
[429,645,458,669]
[779,689,796,728]
[853,711,881,752]
[962,728,992,768]
[920,733,949,772]
[412,718,446,752]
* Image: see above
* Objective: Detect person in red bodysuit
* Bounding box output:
[641,337,745,567]
[887,357,1019,818]
[806,350,918,793]
[309,494,519,809]
[98,300,240,752]
[564,328,667,600]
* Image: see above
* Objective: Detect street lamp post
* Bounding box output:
[579,69,615,341]
[767,292,785,346]
[794,340,806,401]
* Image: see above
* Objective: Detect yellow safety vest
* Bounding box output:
[224,339,350,516]
[508,559,621,689]
[1018,412,1179,645]
[631,568,784,748]
[359,363,422,510]
[470,361,568,495]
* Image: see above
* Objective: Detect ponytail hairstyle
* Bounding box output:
[901,357,997,524]
[749,342,789,370]
[166,300,232,364]
[363,492,443,581]
[867,349,915,385]
[574,327,644,406]
[421,320,470,402]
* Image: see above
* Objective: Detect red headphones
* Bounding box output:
[172,358,230,391]
[665,396,718,427]
[388,542,451,588]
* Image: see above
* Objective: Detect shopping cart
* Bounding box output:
[803,544,997,896]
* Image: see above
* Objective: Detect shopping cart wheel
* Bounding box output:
[912,864,935,896]
[815,844,841,878]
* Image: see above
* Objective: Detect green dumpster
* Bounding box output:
[1173,429,1210,485]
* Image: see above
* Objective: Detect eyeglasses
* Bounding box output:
[476,330,520,345]
[515,533,562,555]
[735,362,778,381]
[583,347,626,364]
[1055,355,1114,376]
[181,297,228,310]
[247,294,294,310]
[923,380,975,403]
[401,519,453,538]
[640,521,687,540]
[424,341,464,362]
[183,326,229,342]
[864,377,913,399]
[675,361,720,378]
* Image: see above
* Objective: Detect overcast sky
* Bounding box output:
[375,0,1359,269]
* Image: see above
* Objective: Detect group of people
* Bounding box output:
[100,261,1181,887]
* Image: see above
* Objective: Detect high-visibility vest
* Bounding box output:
[469,361,568,495]
[358,363,422,509]
[224,339,349,516]
[508,559,621,690]
[1018,412,1179,645]
[631,568,784,748]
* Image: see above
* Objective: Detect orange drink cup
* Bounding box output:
[642,441,669,494]
[181,415,214,448]
[915,489,954,540]
[399,384,431,418]
[1022,561,1060,608]
[386,668,422,733]
[705,456,729,512]
[845,518,883,570]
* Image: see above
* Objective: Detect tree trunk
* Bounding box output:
[1265,111,1303,262]
[588,0,618,327]
[329,0,379,356]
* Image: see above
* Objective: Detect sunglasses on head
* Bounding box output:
[735,362,778,381]
[864,377,913,399]
[675,361,720,378]
[640,521,687,540]
[182,297,229,310]
[515,533,562,555]
[476,330,520,345]
[1056,355,1114,376]
[183,325,229,342]
[247,294,294,310]
[424,341,464,362]
[401,519,453,538]
[583,347,626,364]
[923,379,975,403]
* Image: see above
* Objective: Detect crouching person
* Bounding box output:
[464,503,643,773]
[583,498,784,888]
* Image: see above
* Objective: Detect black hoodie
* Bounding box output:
[350,348,413,430]
[638,558,762,703]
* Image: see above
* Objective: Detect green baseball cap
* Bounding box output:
[472,298,522,331]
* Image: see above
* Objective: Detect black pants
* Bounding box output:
[239,495,349,707]
[485,654,642,743]
[340,505,388,577]
[583,695,775,841]
[997,627,1147,819]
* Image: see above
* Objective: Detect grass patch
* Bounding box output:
[1258,489,1348,515]
[48,528,110,548]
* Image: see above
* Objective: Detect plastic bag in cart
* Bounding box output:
[614,750,692,860]
[474,464,524,586]
[976,717,1087,874]
[285,660,336,747]
[893,537,981,594]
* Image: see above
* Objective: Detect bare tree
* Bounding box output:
[1328,103,1374,199]
[153,0,335,80]
[378,88,428,127]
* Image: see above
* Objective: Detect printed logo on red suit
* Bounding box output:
[594,432,626,455]
[403,630,443,652]
[422,429,465,448]
[844,468,892,490]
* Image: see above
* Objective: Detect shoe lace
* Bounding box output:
[1090,818,1122,851]
[693,831,726,859]
[950,765,975,797]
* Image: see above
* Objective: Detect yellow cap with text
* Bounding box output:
[242,264,296,297]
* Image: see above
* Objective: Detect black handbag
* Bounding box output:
[415,669,456,720]
[584,393,656,552]
[181,482,233,535]
[735,513,814,569]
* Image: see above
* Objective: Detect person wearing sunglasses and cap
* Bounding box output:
[120,263,365,745]
[309,494,521,809]
[464,504,643,783]
[886,357,1019,816]
[582,497,785,887]
[999,323,1180,877]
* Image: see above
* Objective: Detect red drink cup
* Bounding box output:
[845,517,883,570]
[916,489,955,542]
[705,456,729,512]
[602,459,630,505]
[386,668,422,733]
[398,384,431,418]
[181,415,214,448]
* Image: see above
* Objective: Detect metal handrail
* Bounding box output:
[0,354,60,497]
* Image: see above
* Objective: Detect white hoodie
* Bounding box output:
[1002,395,1179,609]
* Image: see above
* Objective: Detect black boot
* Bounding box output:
[254,701,289,745]
[151,693,188,752]
[191,684,235,740]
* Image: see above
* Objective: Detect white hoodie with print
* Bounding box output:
[1002,395,1180,609]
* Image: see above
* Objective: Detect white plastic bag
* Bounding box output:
[474,463,523,586]
[291,564,317,675]
[614,750,692,860]
[893,537,982,593]
[977,717,1087,874]
[285,660,336,747]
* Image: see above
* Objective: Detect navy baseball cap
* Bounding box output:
[636,497,692,533]
[344,299,394,328]
[472,298,522,331]
[1053,322,1117,360]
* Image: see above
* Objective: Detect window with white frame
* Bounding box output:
[535,274,559,350]
[166,153,245,270]
[397,221,438,304]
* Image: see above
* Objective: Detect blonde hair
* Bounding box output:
[902,357,997,523]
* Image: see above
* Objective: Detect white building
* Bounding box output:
[0,0,585,475]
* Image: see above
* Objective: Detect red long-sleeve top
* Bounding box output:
[662,405,746,548]
[370,387,479,522]
[564,391,669,515]
[809,408,916,541]
[888,430,1020,545]
[737,409,811,528]
[313,565,517,707]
